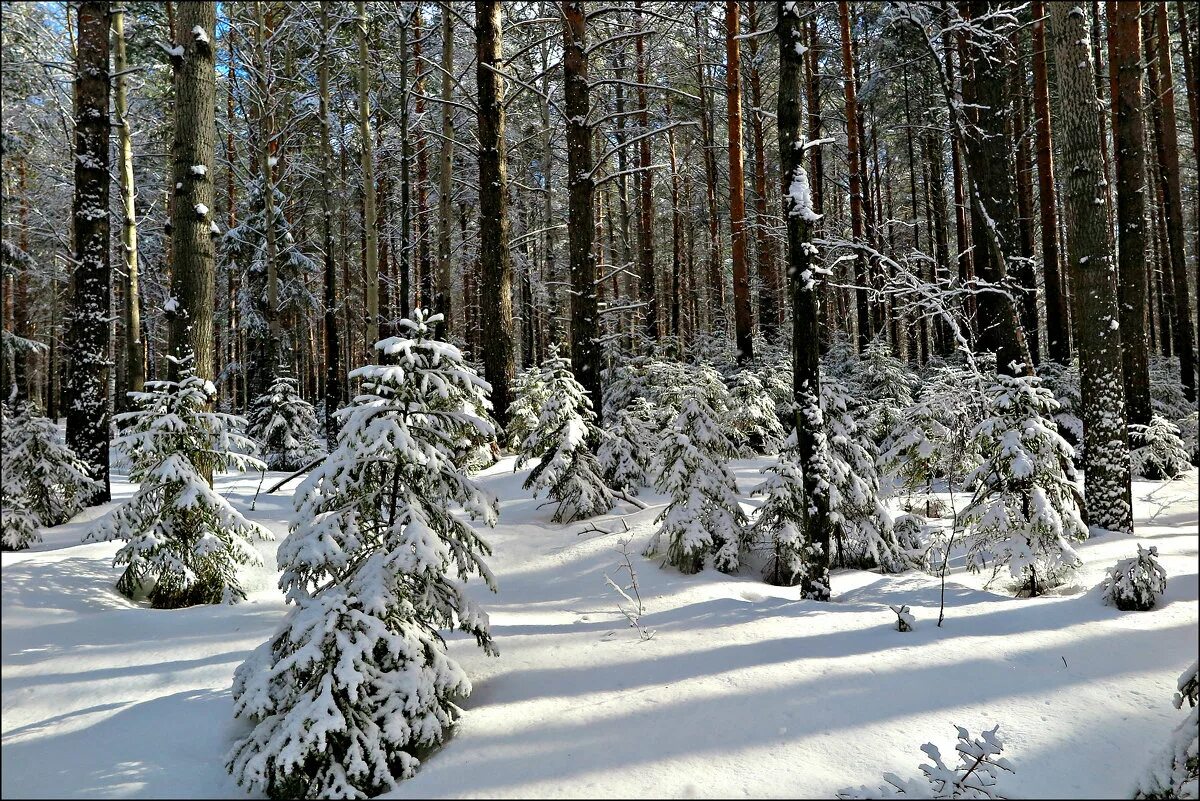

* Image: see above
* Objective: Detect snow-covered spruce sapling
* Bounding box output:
[227,311,499,799]
[0,402,98,549]
[960,372,1087,597]
[247,371,325,470]
[856,339,920,445]
[823,377,905,572]
[88,356,272,607]
[1130,415,1192,481]
[837,725,1014,799]
[520,347,614,523]
[727,369,786,455]
[1103,544,1167,611]
[507,365,549,452]
[647,394,747,574]
[597,396,655,494]
[751,438,826,587]
[1134,661,1199,799]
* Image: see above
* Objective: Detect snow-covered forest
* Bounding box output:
[1,1,1198,798]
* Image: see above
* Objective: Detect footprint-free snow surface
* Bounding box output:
[3,459,1197,798]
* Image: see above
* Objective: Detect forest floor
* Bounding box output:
[1,458,1196,799]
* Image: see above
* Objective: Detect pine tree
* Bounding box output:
[507,365,549,452]
[1130,415,1192,481]
[752,438,825,588]
[856,340,920,444]
[87,355,272,608]
[520,348,614,523]
[960,372,1087,597]
[728,370,786,454]
[1103,544,1168,611]
[648,395,746,574]
[822,378,904,571]
[227,310,498,799]
[247,372,325,471]
[0,401,98,548]
[597,396,655,495]
[1134,661,1199,799]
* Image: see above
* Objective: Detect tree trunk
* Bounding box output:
[1149,1,1197,401]
[436,2,455,337]
[1032,1,1072,364]
[68,1,112,503]
[356,0,379,347]
[476,0,516,428]
[563,1,603,423]
[635,0,657,344]
[837,0,871,352]
[1108,0,1152,426]
[1012,51,1041,366]
[747,0,779,339]
[319,1,342,442]
[112,7,144,409]
[778,0,832,601]
[695,9,722,333]
[1049,2,1132,533]
[726,2,753,362]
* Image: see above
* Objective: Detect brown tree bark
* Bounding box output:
[476,0,516,428]
[1108,0,1152,426]
[695,8,722,332]
[726,1,753,362]
[838,0,871,351]
[563,1,603,422]
[778,0,832,600]
[1012,52,1041,366]
[112,6,144,408]
[1049,2,1132,533]
[436,2,455,337]
[635,0,657,344]
[747,0,779,339]
[319,1,342,442]
[1032,0,1072,364]
[356,0,379,346]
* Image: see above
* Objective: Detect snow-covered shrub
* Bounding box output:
[1180,412,1200,467]
[507,365,549,452]
[1103,544,1167,611]
[88,356,272,607]
[891,604,915,632]
[597,396,655,494]
[1130,415,1192,481]
[823,378,904,572]
[856,340,920,444]
[519,347,613,523]
[960,372,1087,597]
[648,395,747,574]
[838,725,1014,799]
[247,372,325,471]
[728,370,786,454]
[1150,356,1194,422]
[1134,661,1199,799]
[0,402,98,549]
[227,310,499,799]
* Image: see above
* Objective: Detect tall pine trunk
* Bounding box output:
[436,2,455,336]
[1049,2,1132,533]
[112,6,143,408]
[635,1,657,344]
[356,0,379,347]
[69,0,112,503]
[476,0,516,428]
[726,1,753,363]
[838,0,871,352]
[319,1,342,442]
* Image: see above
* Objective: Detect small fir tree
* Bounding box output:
[88,356,272,607]
[520,347,614,523]
[227,311,500,800]
[960,372,1087,597]
[597,396,655,494]
[728,370,786,454]
[507,365,550,452]
[838,725,1014,799]
[856,339,920,444]
[1134,661,1199,799]
[648,395,747,574]
[247,371,325,470]
[751,438,825,586]
[823,378,905,571]
[1130,415,1192,481]
[1103,544,1168,611]
[0,402,98,550]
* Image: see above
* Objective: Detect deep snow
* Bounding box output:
[2,459,1196,799]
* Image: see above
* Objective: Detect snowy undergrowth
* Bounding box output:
[1,460,1197,799]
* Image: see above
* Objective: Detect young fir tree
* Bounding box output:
[960,372,1088,597]
[855,339,920,444]
[88,355,272,607]
[507,365,549,452]
[519,347,614,523]
[596,396,655,495]
[728,369,786,455]
[1130,415,1192,481]
[1103,544,1168,611]
[0,402,98,550]
[1134,661,1199,799]
[247,371,325,470]
[822,378,905,571]
[227,311,499,799]
[752,434,827,587]
[648,394,747,574]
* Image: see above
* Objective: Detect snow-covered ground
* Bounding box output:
[2,459,1196,799]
